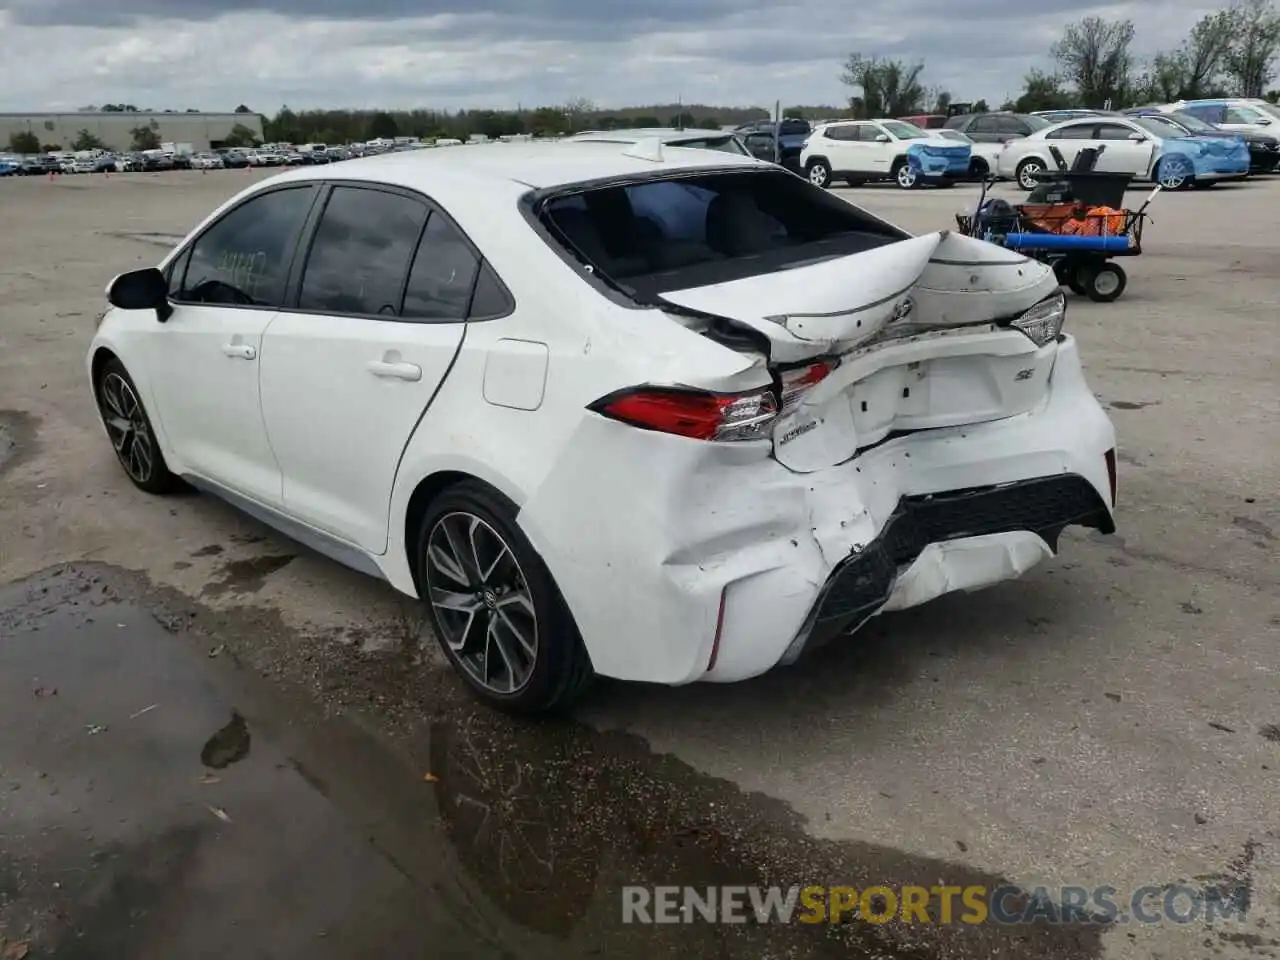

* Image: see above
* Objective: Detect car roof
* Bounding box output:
[566,127,736,143]
[265,139,762,193]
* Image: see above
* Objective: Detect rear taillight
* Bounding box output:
[590,386,778,441]
[778,360,834,414]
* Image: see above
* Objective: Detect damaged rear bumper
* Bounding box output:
[778,474,1112,664]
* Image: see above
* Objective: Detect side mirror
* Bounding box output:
[875,134,890,142]
[1127,132,1147,141]
[107,267,173,322]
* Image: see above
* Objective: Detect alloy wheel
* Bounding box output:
[1157,158,1190,190]
[896,164,917,188]
[99,372,154,484]
[425,511,538,695]
[808,163,828,186]
[1018,161,1043,189]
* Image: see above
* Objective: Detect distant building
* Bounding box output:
[0,111,264,152]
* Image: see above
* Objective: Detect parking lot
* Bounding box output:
[1,168,1277,959]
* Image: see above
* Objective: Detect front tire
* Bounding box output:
[968,158,989,182]
[417,481,593,715]
[805,159,832,188]
[1155,156,1193,190]
[94,357,181,494]
[1016,158,1045,190]
[892,159,918,189]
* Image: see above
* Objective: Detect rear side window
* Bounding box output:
[401,214,482,320]
[297,186,427,316]
[174,186,316,307]
[540,169,904,299]
[1047,124,1095,139]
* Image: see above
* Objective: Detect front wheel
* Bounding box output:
[418,481,593,715]
[1155,155,1193,190]
[893,159,918,189]
[94,357,182,494]
[805,159,832,189]
[1016,158,1045,190]
[968,158,989,182]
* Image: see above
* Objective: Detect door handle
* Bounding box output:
[366,359,422,382]
[222,343,256,360]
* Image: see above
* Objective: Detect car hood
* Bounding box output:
[658,230,1057,364]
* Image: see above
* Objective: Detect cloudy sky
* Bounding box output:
[0,1,1222,114]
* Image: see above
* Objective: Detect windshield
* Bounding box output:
[1133,116,1182,138]
[1166,111,1218,133]
[881,120,928,140]
[538,169,905,300]
[1024,114,1051,130]
[1253,100,1280,120]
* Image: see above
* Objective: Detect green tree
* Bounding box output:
[71,129,107,151]
[669,111,697,128]
[234,104,253,113]
[130,125,160,150]
[700,116,721,128]
[42,143,63,151]
[1013,70,1074,112]
[1052,17,1137,107]
[973,99,990,112]
[8,131,41,153]
[528,106,567,136]
[632,115,661,127]
[840,54,928,117]
[223,123,260,147]
[931,89,953,114]
[368,111,399,139]
[1225,0,1280,97]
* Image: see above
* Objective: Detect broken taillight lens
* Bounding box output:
[778,360,835,414]
[590,386,778,441]
[1009,291,1067,346]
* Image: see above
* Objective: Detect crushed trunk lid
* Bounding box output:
[658,231,1064,472]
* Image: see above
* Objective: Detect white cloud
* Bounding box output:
[0,2,1231,113]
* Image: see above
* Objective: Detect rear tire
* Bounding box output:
[417,481,593,715]
[1083,262,1127,303]
[968,158,989,182]
[94,357,182,495]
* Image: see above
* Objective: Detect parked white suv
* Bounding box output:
[800,119,971,189]
[88,141,1116,713]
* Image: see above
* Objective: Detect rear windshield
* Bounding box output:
[670,135,749,155]
[538,169,905,300]
[778,119,811,135]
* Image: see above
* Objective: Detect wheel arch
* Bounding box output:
[804,154,831,169]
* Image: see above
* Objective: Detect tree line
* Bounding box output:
[842,0,1280,116]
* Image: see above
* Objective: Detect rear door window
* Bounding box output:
[401,213,482,321]
[1047,123,1096,140]
[296,186,427,316]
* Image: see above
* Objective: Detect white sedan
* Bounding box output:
[996,114,1249,190]
[88,140,1118,713]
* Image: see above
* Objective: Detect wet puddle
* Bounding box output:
[0,565,1108,959]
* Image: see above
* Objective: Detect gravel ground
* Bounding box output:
[0,168,1277,959]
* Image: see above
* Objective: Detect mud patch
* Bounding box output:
[1108,400,1159,410]
[201,554,295,598]
[1232,516,1275,542]
[0,562,1113,960]
[0,410,39,476]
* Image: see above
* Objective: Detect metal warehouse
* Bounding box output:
[0,112,263,151]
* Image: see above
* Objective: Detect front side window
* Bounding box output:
[1225,105,1264,124]
[1185,104,1227,123]
[173,186,316,307]
[297,186,427,316]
